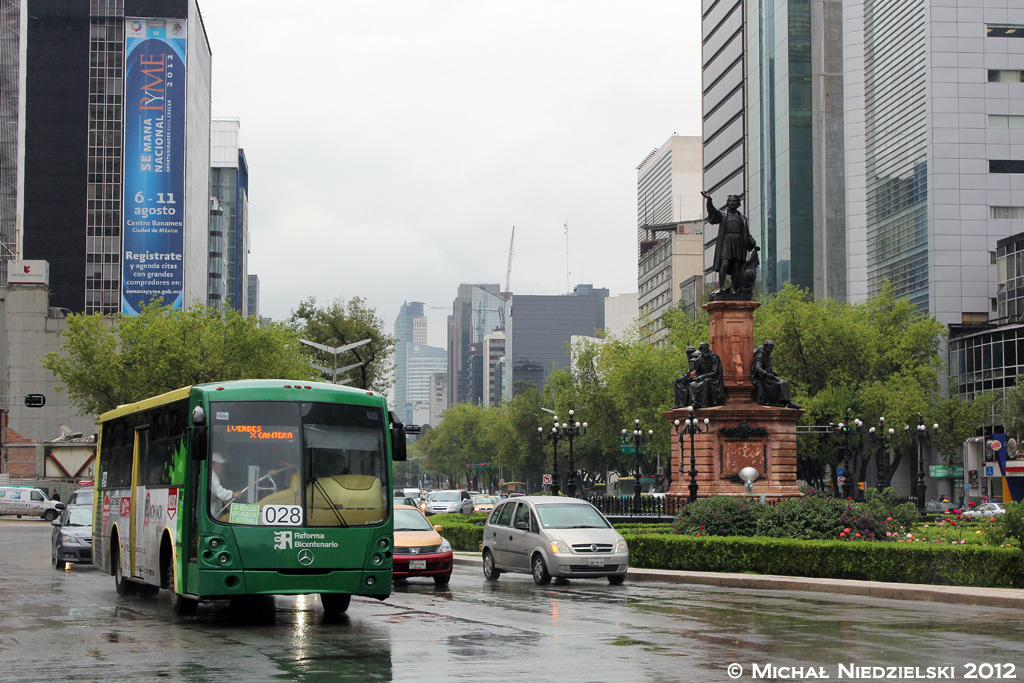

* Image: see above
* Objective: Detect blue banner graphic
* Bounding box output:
[121,18,188,315]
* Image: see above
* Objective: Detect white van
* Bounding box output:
[0,486,64,521]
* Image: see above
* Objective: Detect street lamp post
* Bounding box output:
[673,409,710,503]
[562,410,587,498]
[869,417,895,493]
[621,419,653,513]
[832,409,862,500]
[907,414,939,511]
[539,416,563,496]
[299,338,371,384]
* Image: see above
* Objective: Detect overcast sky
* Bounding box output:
[198,1,703,349]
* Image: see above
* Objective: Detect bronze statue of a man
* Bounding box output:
[703,191,758,297]
[673,346,698,409]
[751,340,800,409]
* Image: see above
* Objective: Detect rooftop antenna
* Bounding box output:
[565,220,570,294]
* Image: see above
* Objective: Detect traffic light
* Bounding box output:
[24,394,45,408]
[857,482,865,491]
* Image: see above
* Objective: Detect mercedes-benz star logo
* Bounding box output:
[590,544,598,552]
[297,549,314,566]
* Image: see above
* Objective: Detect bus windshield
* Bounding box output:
[209,400,388,527]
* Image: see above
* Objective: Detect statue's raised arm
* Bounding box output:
[703,191,758,300]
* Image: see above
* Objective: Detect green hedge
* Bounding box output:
[430,514,485,551]
[623,533,1024,588]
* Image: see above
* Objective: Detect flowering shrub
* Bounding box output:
[671,496,763,537]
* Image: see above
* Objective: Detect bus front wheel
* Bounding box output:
[320,593,351,616]
[164,557,197,616]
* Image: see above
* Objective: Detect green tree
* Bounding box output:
[291,296,394,392]
[42,301,313,415]
[417,403,496,488]
[1001,381,1024,439]
[753,284,946,490]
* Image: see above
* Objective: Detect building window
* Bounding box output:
[992,207,1024,220]
[989,70,1024,82]
[987,25,1024,37]
[990,160,1024,174]
[989,115,1024,128]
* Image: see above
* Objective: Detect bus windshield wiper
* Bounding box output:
[309,475,348,528]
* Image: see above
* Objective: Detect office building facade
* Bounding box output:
[446,283,504,405]
[394,301,447,424]
[503,284,607,399]
[210,118,248,313]
[636,136,705,342]
[844,0,1024,325]
[12,0,211,315]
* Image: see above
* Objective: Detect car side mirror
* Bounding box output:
[515,521,529,531]
[433,525,443,532]
[51,519,61,527]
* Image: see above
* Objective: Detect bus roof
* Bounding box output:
[99,379,388,423]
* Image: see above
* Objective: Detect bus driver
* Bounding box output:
[210,452,242,505]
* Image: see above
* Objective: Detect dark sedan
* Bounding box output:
[51,504,93,569]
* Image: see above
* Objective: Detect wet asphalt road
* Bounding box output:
[3,519,1024,683]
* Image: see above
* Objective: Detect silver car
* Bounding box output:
[426,489,474,515]
[481,496,628,585]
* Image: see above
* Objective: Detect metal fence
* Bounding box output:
[587,495,687,518]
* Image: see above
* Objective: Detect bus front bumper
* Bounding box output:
[196,568,392,600]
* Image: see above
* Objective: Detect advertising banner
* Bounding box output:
[121,18,188,315]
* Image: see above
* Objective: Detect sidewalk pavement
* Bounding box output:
[453,553,1024,609]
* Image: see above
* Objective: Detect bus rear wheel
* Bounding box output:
[320,593,351,616]
[112,543,137,597]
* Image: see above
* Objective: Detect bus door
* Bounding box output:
[131,424,149,581]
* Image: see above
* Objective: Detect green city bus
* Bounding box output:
[92,379,410,616]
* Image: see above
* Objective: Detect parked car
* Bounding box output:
[481,496,628,586]
[472,495,500,513]
[392,505,453,586]
[425,489,474,516]
[67,486,94,507]
[963,502,1006,518]
[51,504,93,568]
[0,486,64,521]
[924,500,958,517]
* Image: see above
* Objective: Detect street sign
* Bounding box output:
[542,474,552,485]
[24,394,45,408]
[619,435,636,455]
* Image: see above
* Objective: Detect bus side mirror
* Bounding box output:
[190,426,208,461]
[392,425,408,462]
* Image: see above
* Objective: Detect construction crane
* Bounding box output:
[500,226,515,330]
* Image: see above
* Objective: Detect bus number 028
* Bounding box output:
[260,505,302,526]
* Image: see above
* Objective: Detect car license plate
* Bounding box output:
[409,559,427,570]
[588,558,604,567]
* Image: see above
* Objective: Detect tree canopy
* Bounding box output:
[42,301,313,415]
[290,296,394,393]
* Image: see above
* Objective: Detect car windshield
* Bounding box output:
[209,400,388,527]
[70,489,94,505]
[433,491,461,502]
[394,508,433,531]
[474,496,499,504]
[535,504,611,529]
[66,507,92,527]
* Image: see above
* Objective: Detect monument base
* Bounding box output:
[665,299,804,501]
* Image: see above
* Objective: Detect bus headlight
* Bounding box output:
[218,552,232,565]
[377,538,389,550]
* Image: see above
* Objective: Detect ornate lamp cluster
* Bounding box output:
[905,414,939,510]
[621,419,653,509]
[538,410,588,497]
[868,417,896,494]
[674,409,710,502]
[831,408,862,499]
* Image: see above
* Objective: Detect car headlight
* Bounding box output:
[614,539,628,554]
[60,534,85,546]
[550,539,570,554]
[439,538,452,553]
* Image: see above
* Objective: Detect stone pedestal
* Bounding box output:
[665,300,803,500]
